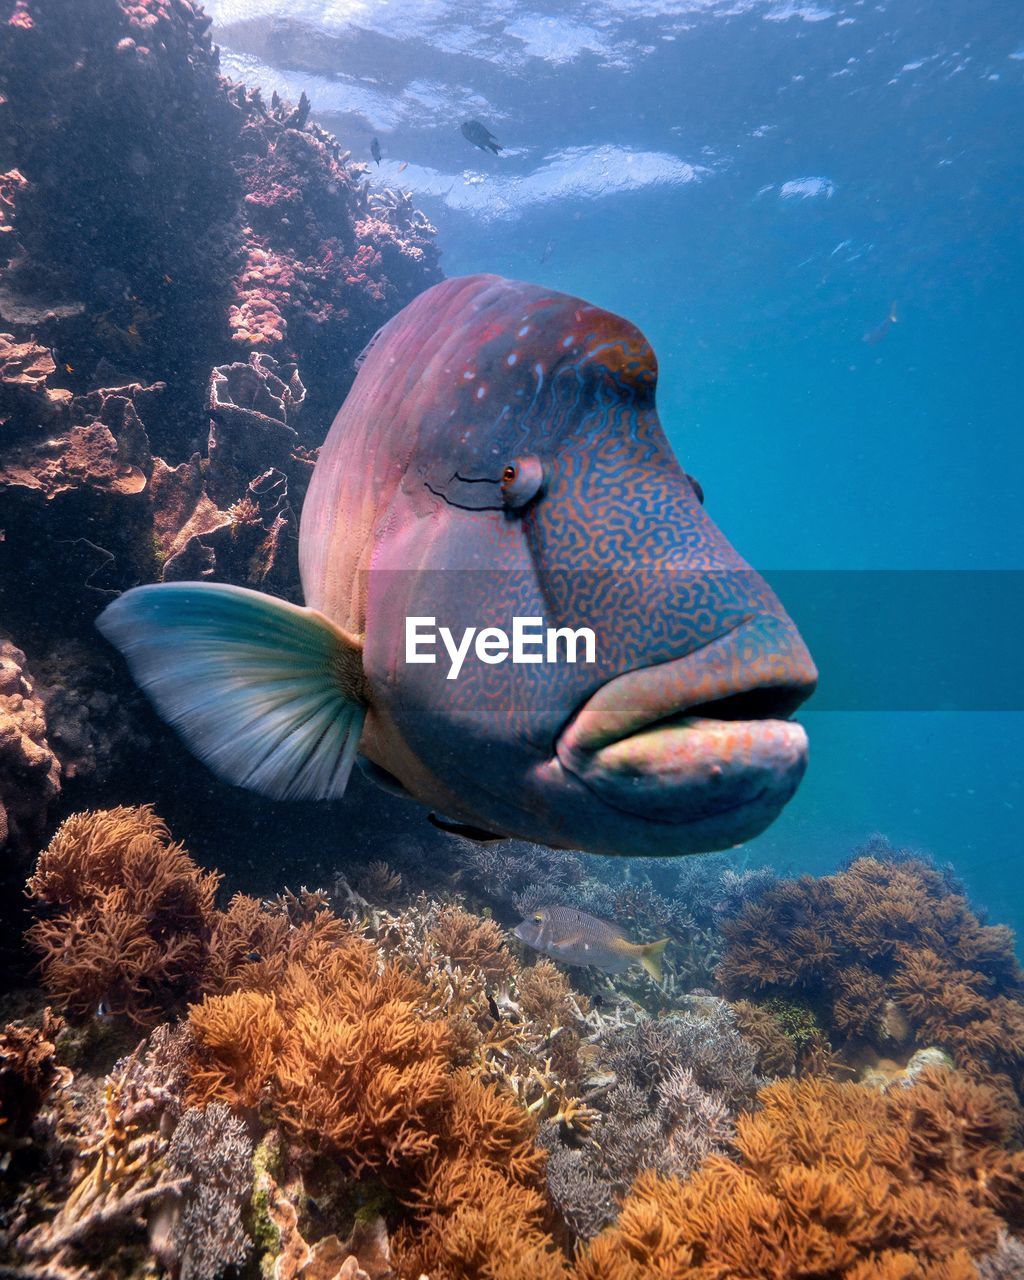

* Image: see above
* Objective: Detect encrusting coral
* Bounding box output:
[576,1069,1024,1280]
[26,805,220,1024]
[717,855,1024,1097]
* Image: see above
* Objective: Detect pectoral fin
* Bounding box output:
[97,582,366,802]
[427,812,505,843]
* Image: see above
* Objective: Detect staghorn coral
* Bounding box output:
[371,897,593,1131]
[979,1233,1024,1280]
[717,855,1024,1092]
[576,1069,1024,1279]
[600,1004,759,1113]
[162,1102,254,1280]
[25,805,220,1024]
[454,841,766,997]
[543,1005,757,1243]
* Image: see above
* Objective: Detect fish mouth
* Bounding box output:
[554,616,816,842]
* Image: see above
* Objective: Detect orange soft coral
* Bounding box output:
[428,904,517,987]
[189,928,452,1176]
[717,856,1024,1088]
[26,806,220,1024]
[392,1071,568,1280]
[575,1070,1024,1280]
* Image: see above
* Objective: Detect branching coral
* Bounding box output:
[577,1068,1024,1279]
[428,904,517,988]
[392,1070,568,1280]
[26,805,220,1024]
[732,995,840,1080]
[717,855,1024,1091]
[543,1005,757,1244]
[162,1103,254,1280]
[372,899,596,1138]
[17,1023,194,1268]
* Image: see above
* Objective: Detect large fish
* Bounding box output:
[98,274,817,857]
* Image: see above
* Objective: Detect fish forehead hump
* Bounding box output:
[299,275,659,629]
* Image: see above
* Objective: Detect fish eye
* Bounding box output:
[533,913,543,923]
[501,454,545,511]
[685,472,704,505]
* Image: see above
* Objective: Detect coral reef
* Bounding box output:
[25,805,220,1023]
[717,855,1024,1097]
[576,1068,1024,1279]
[15,1022,195,1271]
[12,814,1024,1280]
[0,637,61,856]
[455,840,772,999]
[188,931,453,1175]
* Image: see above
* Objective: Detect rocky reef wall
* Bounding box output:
[0,0,443,907]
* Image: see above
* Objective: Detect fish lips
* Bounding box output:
[554,615,816,841]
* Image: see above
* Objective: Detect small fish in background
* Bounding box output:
[398,160,409,173]
[863,300,898,346]
[539,238,555,264]
[514,905,669,982]
[370,136,381,166]
[461,119,503,154]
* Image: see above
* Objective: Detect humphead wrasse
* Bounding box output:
[98,274,817,857]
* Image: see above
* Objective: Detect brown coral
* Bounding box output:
[0,1008,71,1142]
[189,928,453,1176]
[717,856,1024,1091]
[576,1069,1024,1279]
[428,904,517,987]
[731,999,797,1078]
[26,805,220,1024]
[393,1070,568,1280]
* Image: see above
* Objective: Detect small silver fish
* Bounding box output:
[514,905,668,981]
[863,300,898,345]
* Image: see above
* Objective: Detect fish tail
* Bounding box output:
[97,582,366,801]
[639,937,669,984]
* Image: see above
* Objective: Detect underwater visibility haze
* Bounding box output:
[0,0,1022,1277]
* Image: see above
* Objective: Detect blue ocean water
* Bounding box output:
[207,0,1023,927]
